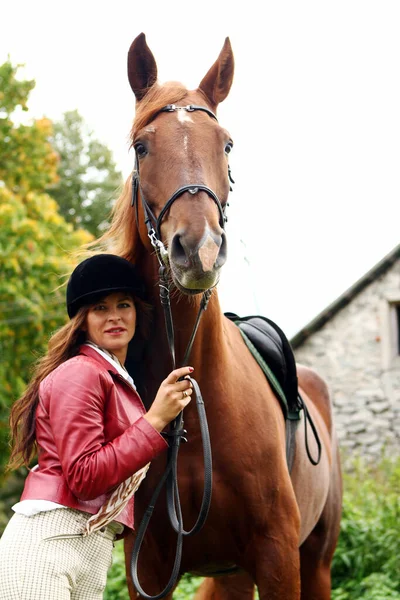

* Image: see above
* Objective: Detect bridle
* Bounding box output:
[130,104,234,600]
[131,103,234,267]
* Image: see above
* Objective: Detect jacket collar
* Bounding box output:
[79,344,120,376]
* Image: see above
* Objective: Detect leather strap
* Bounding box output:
[156,103,218,121]
[130,378,212,599]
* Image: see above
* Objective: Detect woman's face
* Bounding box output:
[85,292,136,363]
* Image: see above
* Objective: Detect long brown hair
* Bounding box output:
[8,293,152,471]
[7,307,90,471]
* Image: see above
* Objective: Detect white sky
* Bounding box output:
[2,0,399,337]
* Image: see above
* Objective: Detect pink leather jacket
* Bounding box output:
[21,345,167,532]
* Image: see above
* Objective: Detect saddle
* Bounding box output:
[224,312,322,470]
[224,312,302,421]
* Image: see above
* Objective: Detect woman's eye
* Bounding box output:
[225,141,233,155]
[119,303,131,308]
[134,143,147,158]
[93,305,106,311]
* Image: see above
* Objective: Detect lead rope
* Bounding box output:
[130,252,213,600]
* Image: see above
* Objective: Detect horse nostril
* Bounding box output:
[170,234,189,267]
[215,233,227,268]
[171,232,227,271]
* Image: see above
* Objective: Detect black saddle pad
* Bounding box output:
[224,312,299,416]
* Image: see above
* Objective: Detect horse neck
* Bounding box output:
[151,290,224,364]
[142,276,226,391]
[171,292,224,367]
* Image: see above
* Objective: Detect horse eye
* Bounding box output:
[225,142,233,155]
[134,143,147,158]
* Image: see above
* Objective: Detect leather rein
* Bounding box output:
[130,104,234,599]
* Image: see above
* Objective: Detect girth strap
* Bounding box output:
[238,329,322,470]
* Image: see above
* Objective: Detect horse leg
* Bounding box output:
[299,444,342,600]
[193,572,255,599]
[254,543,300,599]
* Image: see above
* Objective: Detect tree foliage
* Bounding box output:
[0,62,58,194]
[49,110,123,235]
[0,61,92,481]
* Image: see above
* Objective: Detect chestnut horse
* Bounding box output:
[99,33,342,599]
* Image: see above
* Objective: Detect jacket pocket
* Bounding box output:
[43,532,84,541]
[42,515,88,541]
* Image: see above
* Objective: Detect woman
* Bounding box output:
[0,254,193,600]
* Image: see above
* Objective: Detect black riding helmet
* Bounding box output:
[66,254,146,318]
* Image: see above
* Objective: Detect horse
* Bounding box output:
[98,32,342,600]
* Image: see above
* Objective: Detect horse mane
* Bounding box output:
[89,82,190,262]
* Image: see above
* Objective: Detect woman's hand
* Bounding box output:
[143,366,194,432]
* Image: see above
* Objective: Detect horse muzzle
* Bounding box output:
[169,229,227,293]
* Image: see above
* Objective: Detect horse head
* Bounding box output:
[127,33,234,294]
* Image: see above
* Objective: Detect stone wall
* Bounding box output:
[293,260,400,464]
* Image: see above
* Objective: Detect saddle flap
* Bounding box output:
[238,317,286,384]
[224,312,299,417]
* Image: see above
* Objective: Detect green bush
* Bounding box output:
[331,456,400,599]
[104,541,130,600]
[105,456,400,599]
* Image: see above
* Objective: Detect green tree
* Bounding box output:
[0,61,92,484]
[0,62,58,195]
[49,110,123,235]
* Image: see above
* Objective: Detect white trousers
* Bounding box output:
[0,508,123,600]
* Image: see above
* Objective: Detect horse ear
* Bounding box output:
[198,38,234,107]
[127,33,158,101]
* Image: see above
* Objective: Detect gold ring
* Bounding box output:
[182,390,188,398]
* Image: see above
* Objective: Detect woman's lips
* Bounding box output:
[104,328,126,335]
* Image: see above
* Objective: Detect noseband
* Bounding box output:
[130,103,234,263]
